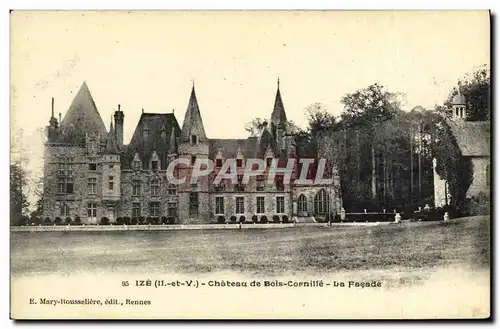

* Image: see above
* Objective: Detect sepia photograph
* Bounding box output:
[9,10,491,319]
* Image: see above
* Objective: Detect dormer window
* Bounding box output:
[191,135,197,144]
[216,158,223,168]
[152,160,158,170]
[236,159,243,168]
[266,157,273,168]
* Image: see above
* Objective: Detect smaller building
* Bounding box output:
[433,90,490,207]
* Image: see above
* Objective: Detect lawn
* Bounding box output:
[11,216,490,278]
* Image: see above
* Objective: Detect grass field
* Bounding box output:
[11,216,490,278]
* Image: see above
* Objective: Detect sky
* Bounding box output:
[10,10,490,208]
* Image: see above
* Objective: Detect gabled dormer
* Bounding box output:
[132,153,142,170]
[150,151,160,171]
[214,149,224,168]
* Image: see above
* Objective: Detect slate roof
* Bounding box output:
[179,86,207,143]
[448,120,490,157]
[209,138,259,159]
[270,84,287,127]
[58,82,108,144]
[123,112,181,169]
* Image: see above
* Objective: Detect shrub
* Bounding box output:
[116,217,124,225]
[272,215,280,223]
[138,217,145,224]
[101,217,110,225]
[161,216,168,224]
[252,215,258,223]
[74,216,81,225]
[282,215,289,223]
[230,216,237,223]
[145,217,153,225]
[167,217,175,224]
[54,217,62,225]
[44,217,52,225]
[260,216,268,224]
[131,217,138,225]
[239,216,246,223]
[64,217,72,225]
[217,216,226,224]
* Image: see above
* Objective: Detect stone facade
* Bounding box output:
[433,89,491,206]
[42,81,341,224]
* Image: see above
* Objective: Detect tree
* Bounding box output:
[431,117,473,208]
[442,65,490,121]
[306,102,337,133]
[31,177,44,221]
[244,118,269,137]
[10,163,29,225]
[340,83,399,207]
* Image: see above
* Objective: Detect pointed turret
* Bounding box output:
[105,120,119,154]
[180,84,207,144]
[269,79,288,152]
[270,78,287,129]
[59,82,107,144]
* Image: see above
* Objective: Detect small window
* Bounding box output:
[191,135,197,144]
[132,180,141,196]
[216,158,223,168]
[215,197,224,215]
[167,184,177,195]
[167,202,177,217]
[149,202,160,217]
[87,202,97,217]
[133,160,141,169]
[276,196,285,213]
[66,182,74,194]
[88,178,97,195]
[132,203,141,217]
[266,157,273,168]
[256,196,265,214]
[236,197,245,214]
[108,176,114,191]
[89,163,97,171]
[151,178,160,196]
[189,192,199,215]
[152,160,158,170]
[60,203,70,217]
[236,159,243,168]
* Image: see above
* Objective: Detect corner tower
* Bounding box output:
[177,84,210,223]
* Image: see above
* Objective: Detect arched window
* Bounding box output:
[314,189,329,214]
[60,203,70,217]
[297,194,308,213]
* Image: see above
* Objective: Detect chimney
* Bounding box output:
[51,97,55,118]
[113,103,124,148]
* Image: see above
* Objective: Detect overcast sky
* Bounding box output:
[10,10,490,206]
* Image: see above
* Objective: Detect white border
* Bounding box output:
[3,1,498,328]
